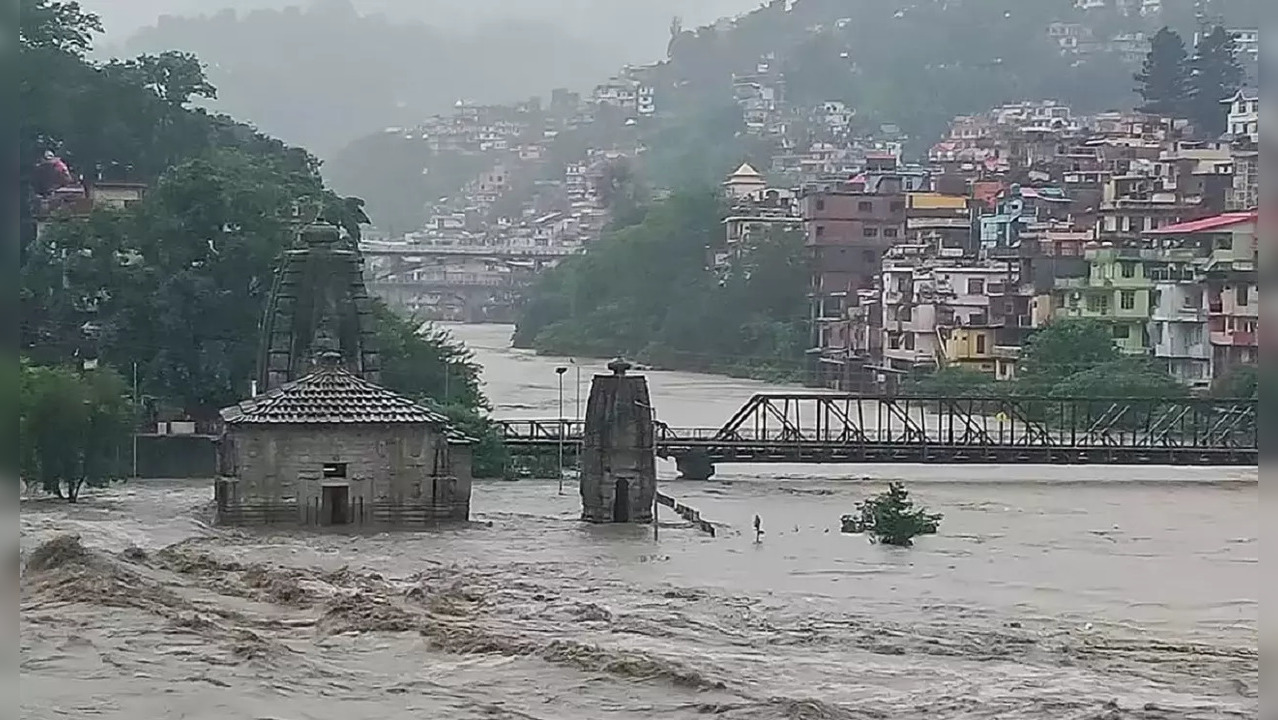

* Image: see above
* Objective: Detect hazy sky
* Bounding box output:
[82,0,765,59]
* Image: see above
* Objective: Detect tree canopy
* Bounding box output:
[20,1,493,453]
[514,189,809,379]
[19,360,134,502]
[1187,25,1246,137]
[1134,24,1245,137]
[1135,27,1192,118]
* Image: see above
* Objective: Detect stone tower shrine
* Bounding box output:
[579,359,657,523]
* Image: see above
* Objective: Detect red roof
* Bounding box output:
[1146,211,1258,235]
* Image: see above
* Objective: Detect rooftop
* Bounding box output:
[221,360,468,439]
[1145,211,1258,236]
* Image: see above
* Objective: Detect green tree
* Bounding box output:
[841,482,942,547]
[515,192,812,380]
[20,0,481,454]
[19,361,134,502]
[1135,27,1192,117]
[1048,357,1188,399]
[1211,364,1258,399]
[904,366,1001,398]
[1188,25,1244,137]
[371,301,485,411]
[1016,319,1121,393]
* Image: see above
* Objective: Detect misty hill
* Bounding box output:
[94,0,760,53]
[322,0,1261,232]
[656,0,1260,146]
[107,3,609,158]
[102,0,763,157]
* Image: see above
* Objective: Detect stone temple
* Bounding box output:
[579,359,657,523]
[213,219,473,527]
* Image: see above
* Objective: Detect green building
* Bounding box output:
[1051,246,1153,355]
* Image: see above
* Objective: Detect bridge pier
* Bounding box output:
[675,450,715,481]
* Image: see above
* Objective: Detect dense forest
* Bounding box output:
[17,0,507,493]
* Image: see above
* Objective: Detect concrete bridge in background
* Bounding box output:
[360,241,577,321]
[496,392,1258,479]
[358,240,580,260]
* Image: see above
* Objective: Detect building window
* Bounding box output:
[815,225,826,238]
[976,334,987,355]
[1087,294,1109,313]
[1120,261,1136,278]
[1120,290,1136,310]
[816,199,826,211]
[858,201,873,212]
[967,278,985,295]
[863,227,879,237]
[323,463,348,478]
[1236,284,1249,306]
[883,227,899,238]
[1113,324,1130,339]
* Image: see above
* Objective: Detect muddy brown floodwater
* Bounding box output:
[19,324,1258,720]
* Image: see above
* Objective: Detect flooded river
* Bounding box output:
[19,324,1258,719]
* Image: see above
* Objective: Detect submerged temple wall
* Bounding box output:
[579,360,656,523]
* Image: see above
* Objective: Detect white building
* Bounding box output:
[724,163,768,199]
[1149,280,1210,386]
[880,257,1013,372]
[1222,89,1259,143]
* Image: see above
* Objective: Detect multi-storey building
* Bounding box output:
[802,175,907,386]
[1149,212,1259,378]
[1050,245,1154,355]
[880,255,1015,374]
[905,192,974,258]
[1223,89,1260,143]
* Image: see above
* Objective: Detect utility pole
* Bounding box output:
[555,366,567,495]
[131,362,139,478]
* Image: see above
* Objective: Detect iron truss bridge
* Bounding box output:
[496,393,1258,474]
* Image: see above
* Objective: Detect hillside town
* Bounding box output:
[358,14,1260,392]
[16,2,1263,718]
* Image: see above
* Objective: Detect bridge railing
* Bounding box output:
[495,394,1257,451]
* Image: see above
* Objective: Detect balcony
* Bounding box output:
[1210,330,1257,347]
[883,347,937,366]
[1153,341,1210,360]
[1151,306,1207,322]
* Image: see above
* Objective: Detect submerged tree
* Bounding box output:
[19,360,134,502]
[841,482,942,547]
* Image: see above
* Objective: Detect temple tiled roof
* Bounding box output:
[220,364,472,442]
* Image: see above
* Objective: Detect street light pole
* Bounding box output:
[555,366,567,495]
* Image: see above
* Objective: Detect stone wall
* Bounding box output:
[216,424,471,525]
[135,434,218,478]
[579,365,657,523]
